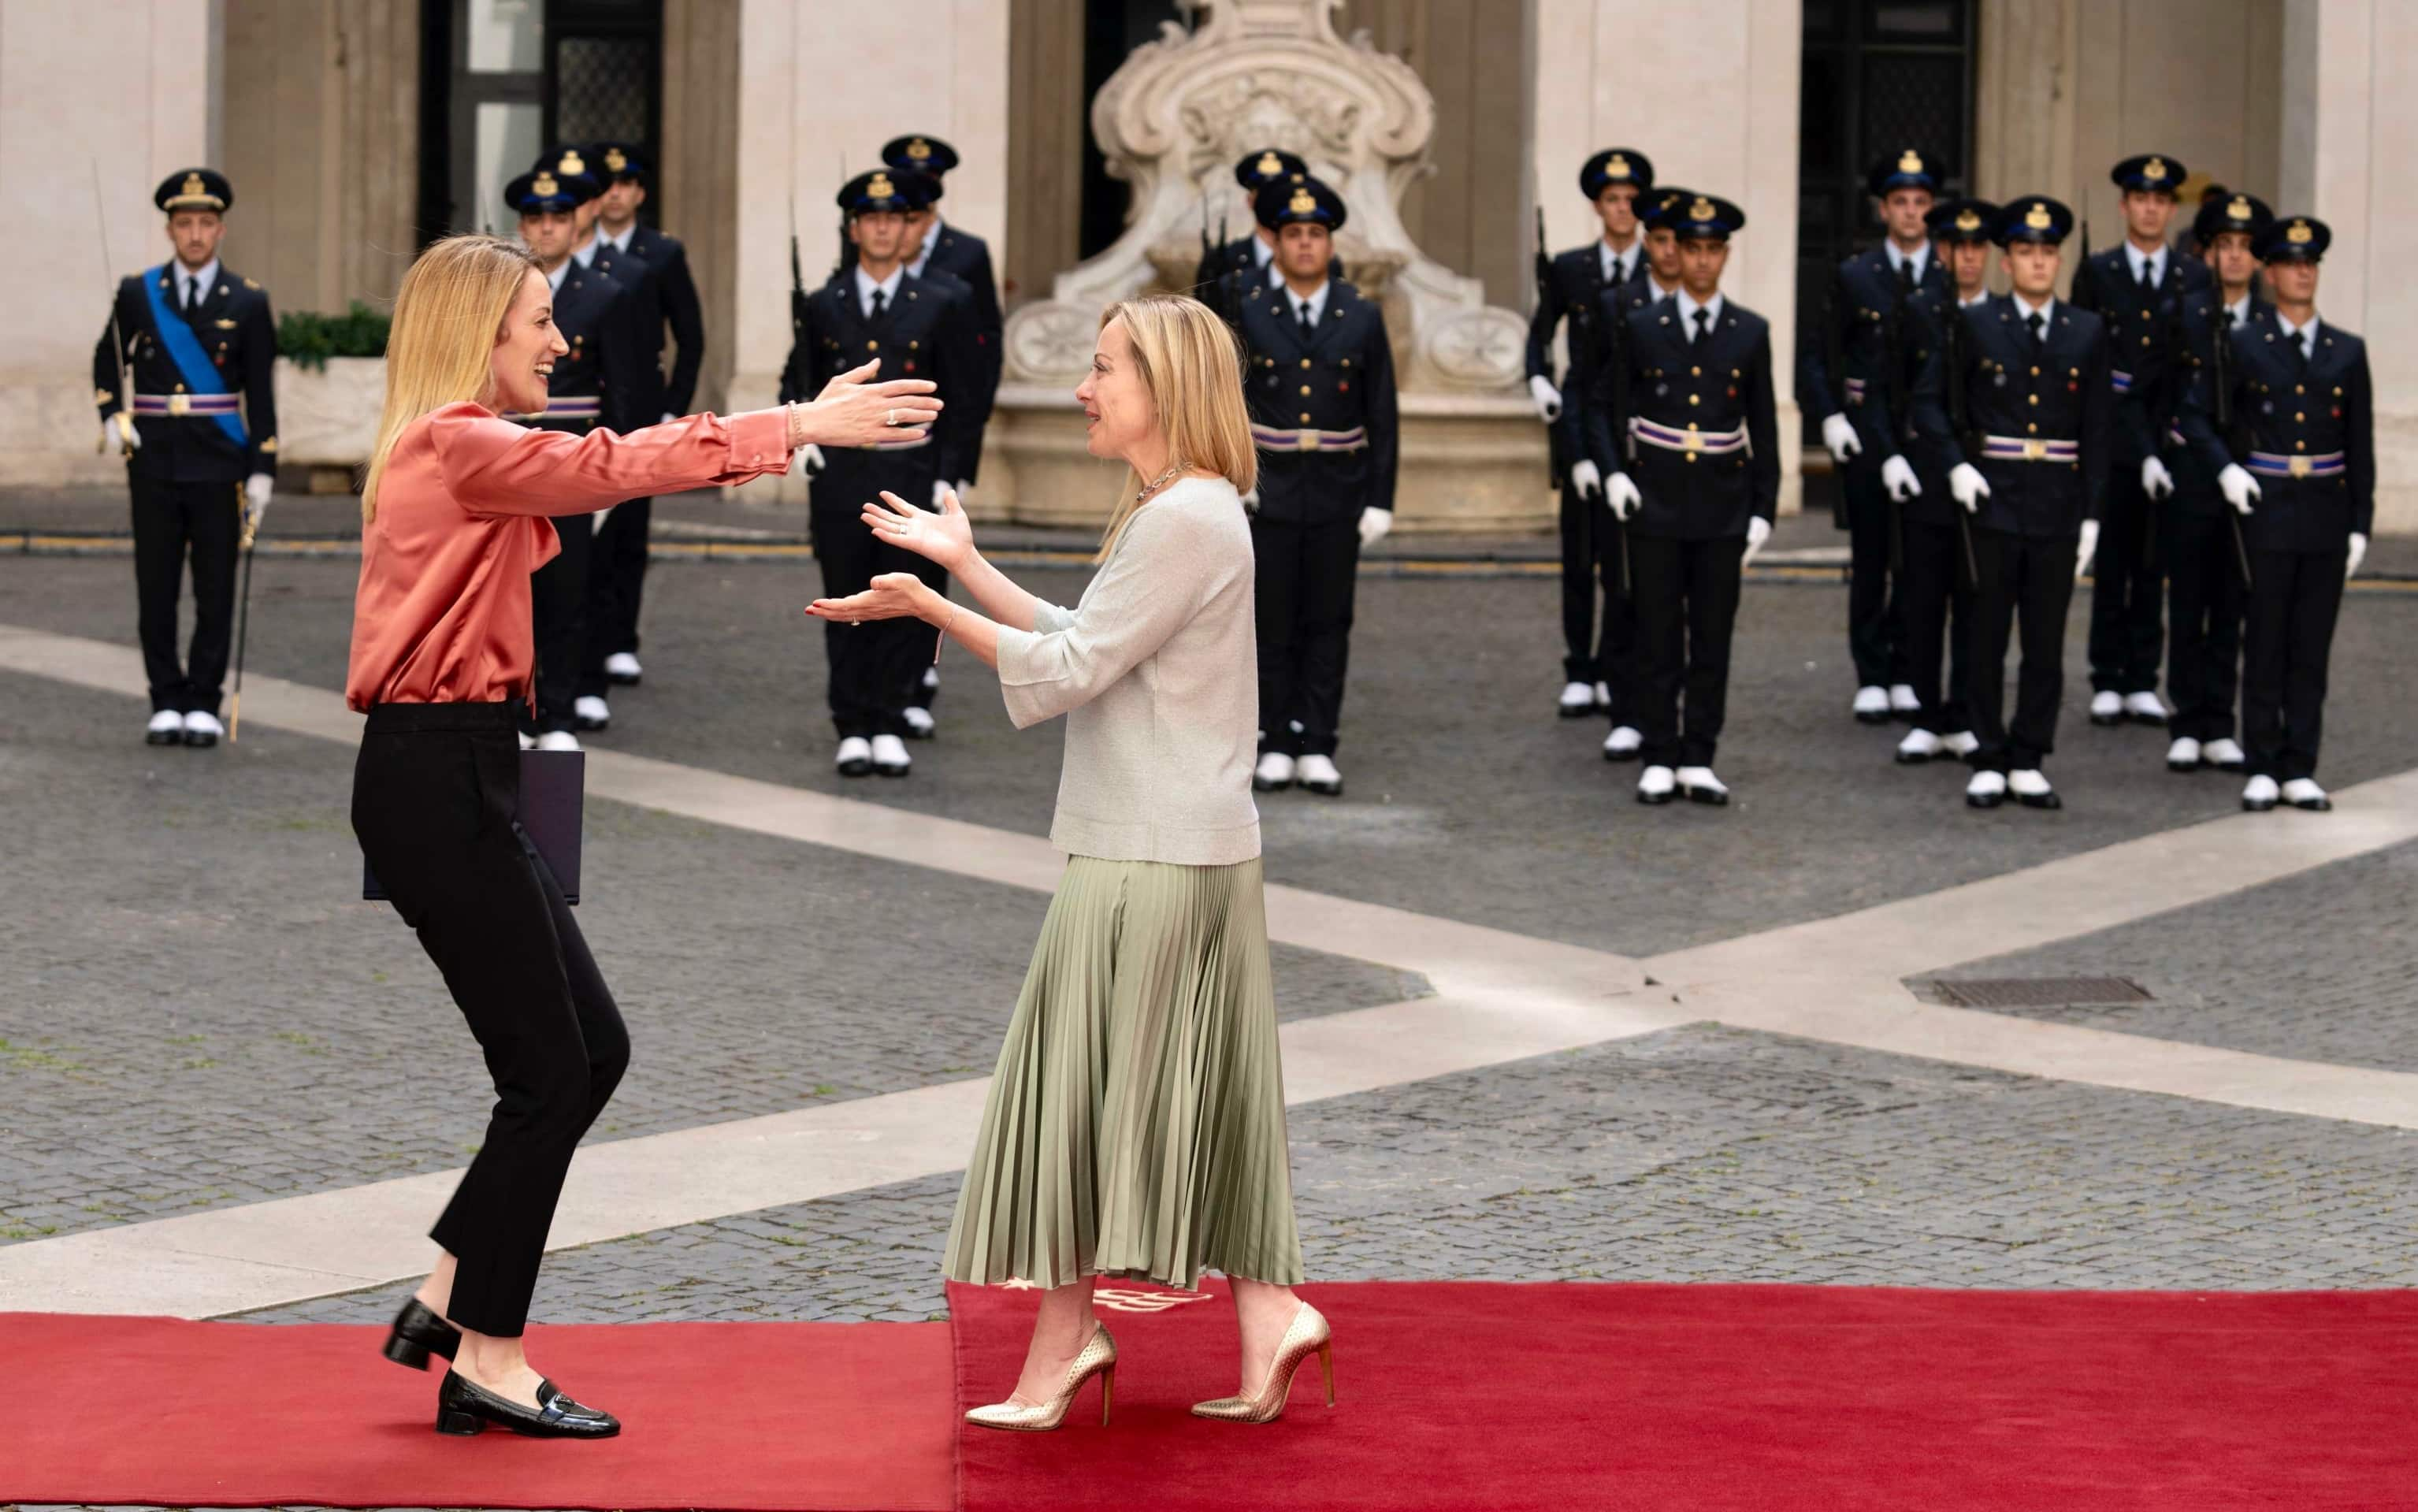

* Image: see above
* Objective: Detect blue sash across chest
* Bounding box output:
[142,266,247,448]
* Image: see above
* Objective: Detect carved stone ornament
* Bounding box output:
[1001,0,1525,394]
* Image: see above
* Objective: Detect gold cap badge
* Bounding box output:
[1257,150,1283,178]
[1688,197,1715,221]
[2025,202,2052,230]
[181,172,205,199]
[2286,220,2313,243]
[604,147,627,173]
[1898,149,1923,174]
[2227,195,2253,221]
[532,173,559,198]
[2143,156,2167,181]
[907,138,932,161]
[1607,152,1631,179]
[1288,186,1317,215]
[867,173,896,199]
[1955,208,1982,232]
[559,150,585,176]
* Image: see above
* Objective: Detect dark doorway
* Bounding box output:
[1079,0,1186,260]
[418,0,663,243]
[1796,0,1978,328]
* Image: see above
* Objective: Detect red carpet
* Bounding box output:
[949,1279,2418,1510]
[0,1314,955,1510]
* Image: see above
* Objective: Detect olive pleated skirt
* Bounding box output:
[943,855,1305,1291]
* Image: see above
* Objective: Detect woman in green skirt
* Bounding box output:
[808,295,1329,1430]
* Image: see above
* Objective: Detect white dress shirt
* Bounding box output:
[2012,292,2057,329]
[1599,239,1639,287]
[2124,242,2166,288]
[1283,279,1331,327]
[544,258,570,295]
[600,223,636,256]
[854,264,904,320]
[2275,311,2320,361]
[2226,293,2253,328]
[1674,288,1725,339]
[907,212,943,280]
[173,257,221,313]
[1886,243,1930,285]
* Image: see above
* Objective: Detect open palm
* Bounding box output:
[862,489,974,572]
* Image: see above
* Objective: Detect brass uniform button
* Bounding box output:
[1687,394,1699,407]
[1300,385,1312,396]
[1301,358,1312,369]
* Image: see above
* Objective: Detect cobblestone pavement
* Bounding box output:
[8,552,2416,960]
[241,1023,2418,1332]
[1923,838,2418,1075]
[0,669,1424,1244]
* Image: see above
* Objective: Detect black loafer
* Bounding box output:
[182,726,217,749]
[146,724,182,746]
[2089,711,2123,727]
[436,1371,620,1440]
[383,1298,461,1371]
[838,756,873,778]
[1682,785,1729,807]
[1636,788,1673,806]
[1854,709,1891,726]
[2291,794,2333,812]
[2017,789,2063,810]
[2242,794,2277,812]
[1966,791,2005,810]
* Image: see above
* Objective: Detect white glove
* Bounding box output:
[1568,459,1603,500]
[2075,518,2101,582]
[2217,463,2260,515]
[1880,454,1921,502]
[1528,374,1562,423]
[2141,455,2175,500]
[931,477,951,510]
[1606,470,1642,522]
[2348,532,2368,580]
[1948,462,1989,514]
[98,415,140,455]
[800,443,827,476]
[1742,515,1772,569]
[1358,506,1393,548]
[659,411,677,425]
[1241,487,1261,515]
[956,479,975,508]
[243,472,273,529]
[1821,412,1861,464]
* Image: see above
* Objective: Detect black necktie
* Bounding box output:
[1896,259,1915,295]
[870,288,888,321]
[1297,301,1315,338]
[2138,258,2155,290]
[2026,311,2045,349]
[183,277,200,316]
[2293,329,2312,373]
[1691,308,1710,344]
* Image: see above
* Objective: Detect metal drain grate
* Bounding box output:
[1932,975,2152,1009]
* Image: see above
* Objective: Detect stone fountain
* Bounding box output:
[979,0,1544,534]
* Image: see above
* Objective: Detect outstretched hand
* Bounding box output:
[862,488,974,573]
[806,572,934,626]
[792,359,944,450]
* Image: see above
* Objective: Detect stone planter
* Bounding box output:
[273,355,384,490]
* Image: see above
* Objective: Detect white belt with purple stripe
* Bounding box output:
[1844,377,1869,404]
[1630,418,1748,456]
[2110,370,2134,393]
[501,396,602,422]
[1980,433,2078,463]
[2248,450,2345,479]
[1250,425,1367,453]
[132,392,240,417]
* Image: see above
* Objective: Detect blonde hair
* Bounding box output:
[360,234,541,523]
[1094,295,1258,561]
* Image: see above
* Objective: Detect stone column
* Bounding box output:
[0,0,221,485]
[2279,0,2418,532]
[1532,0,1803,512]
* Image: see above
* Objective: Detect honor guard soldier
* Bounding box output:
[1237,176,1397,798]
[1528,147,1654,720]
[781,168,980,779]
[1909,196,2112,812]
[585,140,708,697]
[1194,147,1346,299]
[1888,197,1997,766]
[1580,193,1777,807]
[91,169,278,749]
[1573,181,1693,762]
[1803,147,1949,726]
[884,134,1005,737]
[2158,191,2273,778]
[2067,152,2211,728]
[503,165,647,752]
[2181,215,2369,814]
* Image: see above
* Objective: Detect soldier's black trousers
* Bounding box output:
[1252,512,1361,757]
[1842,455,1906,689]
[1629,533,1744,770]
[130,475,241,715]
[1599,526,1640,730]
[527,515,593,734]
[1898,517,1974,734]
[1560,486,1610,682]
[812,471,936,740]
[2088,469,2166,695]
[2165,510,2248,743]
[351,701,628,1339]
[1965,526,2076,773]
[2241,545,2346,782]
[578,496,652,697]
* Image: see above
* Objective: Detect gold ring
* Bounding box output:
[885,408,896,427]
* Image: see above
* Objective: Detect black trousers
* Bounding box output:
[2241,545,2346,782]
[811,479,937,741]
[1629,532,1744,769]
[351,701,628,1338]
[1898,517,1974,734]
[1599,526,1640,730]
[2166,510,2249,743]
[2087,465,2166,694]
[1559,487,1609,682]
[1965,527,2076,772]
[1252,512,1361,757]
[1842,455,1905,688]
[130,475,241,715]
[527,514,593,734]
[578,496,652,698]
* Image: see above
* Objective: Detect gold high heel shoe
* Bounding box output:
[1192,1300,1334,1422]
[964,1320,1117,1432]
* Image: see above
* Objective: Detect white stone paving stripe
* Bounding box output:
[6,620,2418,1320]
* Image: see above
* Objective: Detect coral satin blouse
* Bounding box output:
[346,403,792,711]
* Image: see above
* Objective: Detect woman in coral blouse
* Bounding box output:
[348,233,938,1442]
